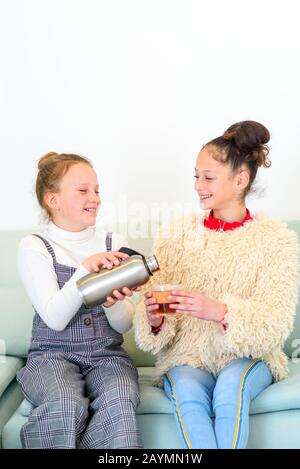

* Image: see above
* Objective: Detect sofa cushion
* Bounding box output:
[250,360,300,414]
[0,356,25,399]
[13,360,300,419]
[136,360,300,416]
[138,384,172,414]
[19,398,34,417]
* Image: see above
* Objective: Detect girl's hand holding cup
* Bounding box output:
[144,284,182,328]
[144,291,162,328]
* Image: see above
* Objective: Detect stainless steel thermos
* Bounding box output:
[76,247,160,307]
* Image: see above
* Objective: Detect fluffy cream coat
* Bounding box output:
[133,211,299,386]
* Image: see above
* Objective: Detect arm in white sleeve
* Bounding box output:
[102,299,134,333]
[17,236,90,332]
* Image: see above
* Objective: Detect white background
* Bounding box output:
[0,0,299,232]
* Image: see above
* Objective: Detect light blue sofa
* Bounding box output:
[0,222,299,449]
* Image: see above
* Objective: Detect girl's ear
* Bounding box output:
[236,169,250,191]
[44,191,59,212]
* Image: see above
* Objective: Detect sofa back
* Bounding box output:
[0,230,34,358]
[0,221,299,361]
[281,221,300,358]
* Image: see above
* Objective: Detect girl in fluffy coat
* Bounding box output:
[134,121,299,449]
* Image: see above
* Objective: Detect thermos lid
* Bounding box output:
[118,247,159,275]
[145,255,159,274]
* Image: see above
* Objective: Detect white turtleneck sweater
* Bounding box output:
[17,222,134,333]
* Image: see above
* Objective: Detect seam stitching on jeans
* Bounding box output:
[165,371,193,449]
[232,359,262,449]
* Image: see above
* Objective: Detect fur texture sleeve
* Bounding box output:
[133,302,178,354]
[218,226,299,358]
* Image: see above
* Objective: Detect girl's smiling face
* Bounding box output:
[194,146,248,212]
[44,162,101,231]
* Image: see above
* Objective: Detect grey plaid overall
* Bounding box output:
[17,233,142,449]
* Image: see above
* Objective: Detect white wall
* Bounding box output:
[1,0,299,233]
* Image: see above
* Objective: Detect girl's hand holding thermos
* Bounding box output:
[81,251,143,308]
[77,249,159,308]
[82,251,129,273]
[103,286,142,308]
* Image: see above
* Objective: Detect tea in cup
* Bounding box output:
[151,284,182,314]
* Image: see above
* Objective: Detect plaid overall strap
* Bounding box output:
[105,232,112,252]
[32,234,57,263]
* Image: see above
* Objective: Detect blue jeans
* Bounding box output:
[164,358,272,449]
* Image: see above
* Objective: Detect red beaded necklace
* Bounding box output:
[204,209,253,232]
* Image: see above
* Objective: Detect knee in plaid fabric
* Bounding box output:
[21,396,89,449]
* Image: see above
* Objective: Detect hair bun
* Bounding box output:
[223,121,270,149]
[223,120,271,168]
[38,152,58,171]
